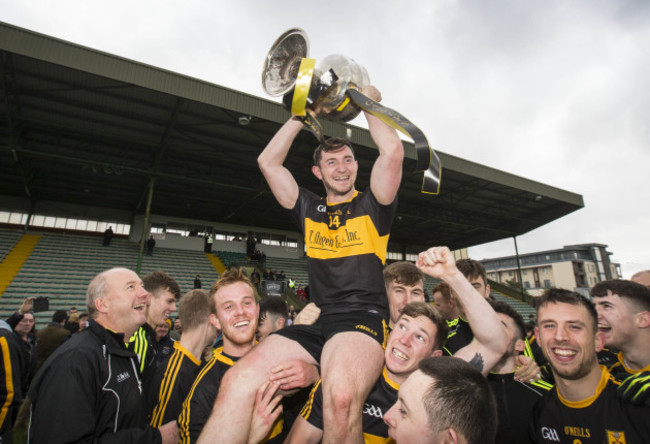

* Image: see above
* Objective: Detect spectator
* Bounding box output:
[631,269,650,287]
[27,267,178,443]
[102,226,113,246]
[153,320,175,363]
[65,312,80,334]
[296,286,306,301]
[193,274,202,289]
[204,234,213,253]
[170,317,182,341]
[146,235,156,256]
[35,310,70,371]
[78,312,89,330]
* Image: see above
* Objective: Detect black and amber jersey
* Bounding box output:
[127,322,157,395]
[290,187,396,317]
[178,348,237,444]
[443,317,473,356]
[602,350,650,383]
[488,372,551,444]
[530,366,650,443]
[301,368,398,443]
[148,342,202,427]
[1,329,23,434]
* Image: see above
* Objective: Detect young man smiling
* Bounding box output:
[383,261,426,329]
[285,302,448,444]
[529,288,650,443]
[128,270,181,395]
[285,245,509,443]
[178,268,262,444]
[203,86,404,444]
[591,279,650,380]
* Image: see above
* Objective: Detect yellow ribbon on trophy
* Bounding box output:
[291,58,316,116]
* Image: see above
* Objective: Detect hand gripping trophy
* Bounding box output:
[261,28,442,195]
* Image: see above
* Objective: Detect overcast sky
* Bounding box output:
[4,0,649,277]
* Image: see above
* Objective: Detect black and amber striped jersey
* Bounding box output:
[1,328,23,434]
[290,187,396,317]
[443,316,472,356]
[178,348,236,444]
[301,368,398,443]
[488,372,551,444]
[147,342,202,427]
[530,366,650,443]
[602,350,650,383]
[127,322,157,395]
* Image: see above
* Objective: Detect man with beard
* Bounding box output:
[204,86,404,444]
[529,288,650,443]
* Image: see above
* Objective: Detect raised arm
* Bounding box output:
[257,117,303,209]
[416,247,508,376]
[363,86,404,205]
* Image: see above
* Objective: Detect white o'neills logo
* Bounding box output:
[541,427,560,442]
[317,205,326,213]
[363,403,384,418]
[116,372,130,383]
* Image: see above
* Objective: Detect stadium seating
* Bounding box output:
[0,229,219,329]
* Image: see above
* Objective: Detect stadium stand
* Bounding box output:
[0,229,220,329]
[263,256,309,288]
[1,227,537,329]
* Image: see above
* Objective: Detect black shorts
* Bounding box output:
[273,310,388,363]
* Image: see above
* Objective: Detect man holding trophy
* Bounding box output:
[200,30,407,444]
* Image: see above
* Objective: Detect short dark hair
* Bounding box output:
[399,302,449,351]
[419,357,497,444]
[591,279,650,312]
[259,296,289,323]
[143,270,181,300]
[313,137,355,166]
[456,259,488,286]
[490,300,526,340]
[383,261,424,288]
[535,288,598,332]
[52,310,68,324]
[178,289,212,332]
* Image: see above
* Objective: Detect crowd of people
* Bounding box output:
[1,85,649,444]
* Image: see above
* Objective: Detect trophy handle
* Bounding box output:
[261,28,310,97]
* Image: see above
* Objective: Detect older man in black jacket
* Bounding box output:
[27,267,178,444]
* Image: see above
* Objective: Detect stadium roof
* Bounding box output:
[0,21,584,253]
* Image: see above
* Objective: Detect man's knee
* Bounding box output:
[324,385,362,415]
[220,359,264,397]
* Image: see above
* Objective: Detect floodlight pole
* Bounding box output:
[136,178,155,274]
[513,236,526,301]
